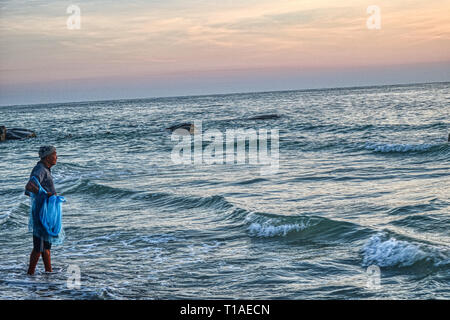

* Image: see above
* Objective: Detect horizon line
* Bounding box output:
[1,80,449,108]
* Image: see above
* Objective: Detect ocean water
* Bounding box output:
[0,82,449,299]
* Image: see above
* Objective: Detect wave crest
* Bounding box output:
[248,221,309,237]
[362,233,429,267]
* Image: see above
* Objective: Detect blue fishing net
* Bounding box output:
[28,176,66,245]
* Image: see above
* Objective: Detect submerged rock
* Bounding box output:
[0,127,37,141]
[165,114,280,135]
[166,123,196,135]
[245,114,281,120]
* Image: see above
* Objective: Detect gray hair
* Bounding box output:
[39,145,56,159]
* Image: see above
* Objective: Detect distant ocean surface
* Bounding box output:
[0,82,449,299]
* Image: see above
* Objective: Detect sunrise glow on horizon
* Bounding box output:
[0,0,449,105]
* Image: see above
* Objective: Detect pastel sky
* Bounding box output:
[0,0,449,105]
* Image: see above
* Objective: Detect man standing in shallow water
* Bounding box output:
[25,146,58,275]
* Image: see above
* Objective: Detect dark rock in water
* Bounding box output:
[3,127,36,140]
[0,126,6,142]
[166,123,196,134]
[246,114,281,120]
[166,122,192,131]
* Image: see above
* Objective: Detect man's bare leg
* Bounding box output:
[42,249,52,272]
[27,250,41,275]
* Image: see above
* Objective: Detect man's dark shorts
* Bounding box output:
[33,235,51,253]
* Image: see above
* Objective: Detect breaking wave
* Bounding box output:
[361,233,449,268]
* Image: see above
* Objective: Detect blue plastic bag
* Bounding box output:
[28,176,66,245]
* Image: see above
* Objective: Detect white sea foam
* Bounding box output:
[364,143,434,153]
[122,234,178,247]
[248,221,307,237]
[52,170,106,184]
[362,233,428,267]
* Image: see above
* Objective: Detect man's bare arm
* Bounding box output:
[25,180,53,197]
[25,181,39,195]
